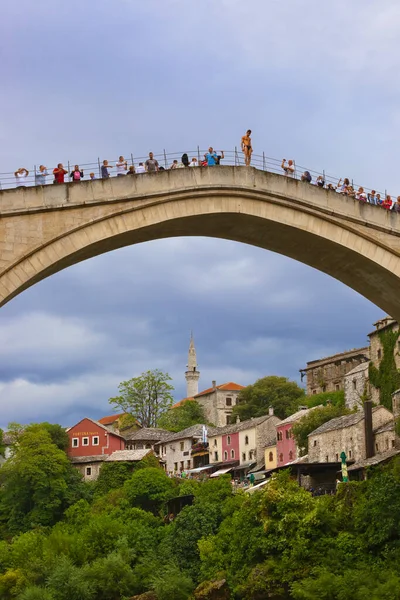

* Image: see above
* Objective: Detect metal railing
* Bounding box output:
[0,148,396,207]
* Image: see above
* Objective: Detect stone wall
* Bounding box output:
[344,363,369,409]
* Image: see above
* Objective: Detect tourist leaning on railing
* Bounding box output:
[35,165,48,185]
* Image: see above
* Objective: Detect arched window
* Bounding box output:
[227,435,231,445]
[279,453,283,463]
[242,452,246,461]
[245,435,249,445]
[231,450,235,459]
[289,451,293,460]
[224,451,228,460]
[269,452,273,462]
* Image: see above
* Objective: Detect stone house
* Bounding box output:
[72,448,154,481]
[192,381,245,427]
[300,347,369,396]
[125,428,171,453]
[276,407,318,467]
[368,317,400,405]
[344,362,370,410]
[308,405,394,464]
[156,424,210,475]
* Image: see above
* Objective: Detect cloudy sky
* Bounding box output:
[0,0,397,428]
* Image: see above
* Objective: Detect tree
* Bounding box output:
[109,369,174,427]
[292,404,351,455]
[231,376,305,421]
[158,400,210,432]
[0,425,84,534]
[39,423,69,452]
[124,468,176,515]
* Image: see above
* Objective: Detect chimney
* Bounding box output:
[364,400,374,459]
[212,380,216,390]
[392,389,400,418]
[236,415,240,424]
[268,406,274,416]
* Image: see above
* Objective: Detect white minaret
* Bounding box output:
[185,332,200,398]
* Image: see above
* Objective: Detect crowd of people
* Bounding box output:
[9,129,399,212]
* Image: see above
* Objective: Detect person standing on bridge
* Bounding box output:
[281,159,295,177]
[393,197,400,213]
[204,147,218,166]
[70,165,84,182]
[53,164,67,184]
[145,152,159,173]
[241,130,252,166]
[35,165,48,186]
[116,156,128,176]
[101,160,113,179]
[14,167,29,187]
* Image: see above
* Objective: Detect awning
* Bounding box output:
[233,460,256,471]
[248,463,265,473]
[210,467,233,478]
[246,479,270,493]
[185,464,213,474]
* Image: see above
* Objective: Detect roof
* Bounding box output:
[374,421,395,434]
[301,347,369,370]
[345,362,370,378]
[161,424,210,443]
[368,317,397,337]
[264,435,277,448]
[172,397,194,408]
[279,406,318,426]
[70,455,107,464]
[124,427,171,442]
[208,414,279,437]
[308,407,392,437]
[348,448,400,471]
[195,382,245,397]
[69,417,125,439]
[98,413,126,425]
[105,449,152,462]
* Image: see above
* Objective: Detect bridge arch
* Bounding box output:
[1,167,400,318]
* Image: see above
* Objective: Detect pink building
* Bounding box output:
[276,407,316,467]
[222,431,239,462]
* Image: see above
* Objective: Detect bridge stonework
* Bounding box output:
[1,167,400,317]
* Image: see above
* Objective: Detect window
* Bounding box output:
[285,430,290,439]
[174,462,178,471]
[82,437,89,446]
[349,450,352,458]
[335,384,340,391]
[227,436,231,445]
[279,453,283,463]
[325,455,329,462]
[180,442,184,451]
[245,435,249,445]
[231,450,235,459]
[313,440,317,447]
[163,446,166,455]
[352,379,357,390]
[277,432,282,442]
[214,439,217,446]
[187,460,191,469]
[180,461,184,471]
[226,397,232,406]
[214,452,219,461]
[72,438,79,448]
[289,451,293,460]
[86,467,92,476]
[224,451,228,460]
[392,440,396,448]
[335,453,339,461]
[312,390,317,395]
[242,452,246,461]
[322,385,326,392]
[92,436,99,446]
[377,348,382,360]
[375,443,379,451]
[249,451,254,460]
[226,416,231,425]
[269,452,273,462]
[146,443,151,449]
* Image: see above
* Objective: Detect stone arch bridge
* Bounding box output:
[1,166,400,318]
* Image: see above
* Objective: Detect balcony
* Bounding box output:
[191,441,209,456]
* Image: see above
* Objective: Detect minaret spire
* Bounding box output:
[185,332,200,397]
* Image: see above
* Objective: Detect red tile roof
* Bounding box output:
[98,413,127,425]
[195,382,245,397]
[172,397,194,408]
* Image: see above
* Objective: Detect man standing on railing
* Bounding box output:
[281,159,295,177]
[241,130,252,166]
[14,167,29,187]
[35,165,48,186]
[145,152,159,173]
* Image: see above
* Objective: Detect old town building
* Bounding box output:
[368,317,400,405]
[264,436,277,471]
[308,405,394,464]
[300,347,369,396]
[125,428,171,452]
[344,362,369,410]
[276,406,318,467]
[156,424,210,475]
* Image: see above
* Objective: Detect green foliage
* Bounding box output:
[292,404,351,455]
[158,399,210,431]
[369,329,400,409]
[109,369,174,427]
[150,562,195,600]
[0,426,85,534]
[303,390,345,409]
[231,375,305,421]
[38,423,69,452]
[46,556,94,600]
[94,462,134,496]
[19,587,55,600]
[135,453,161,470]
[124,468,176,514]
